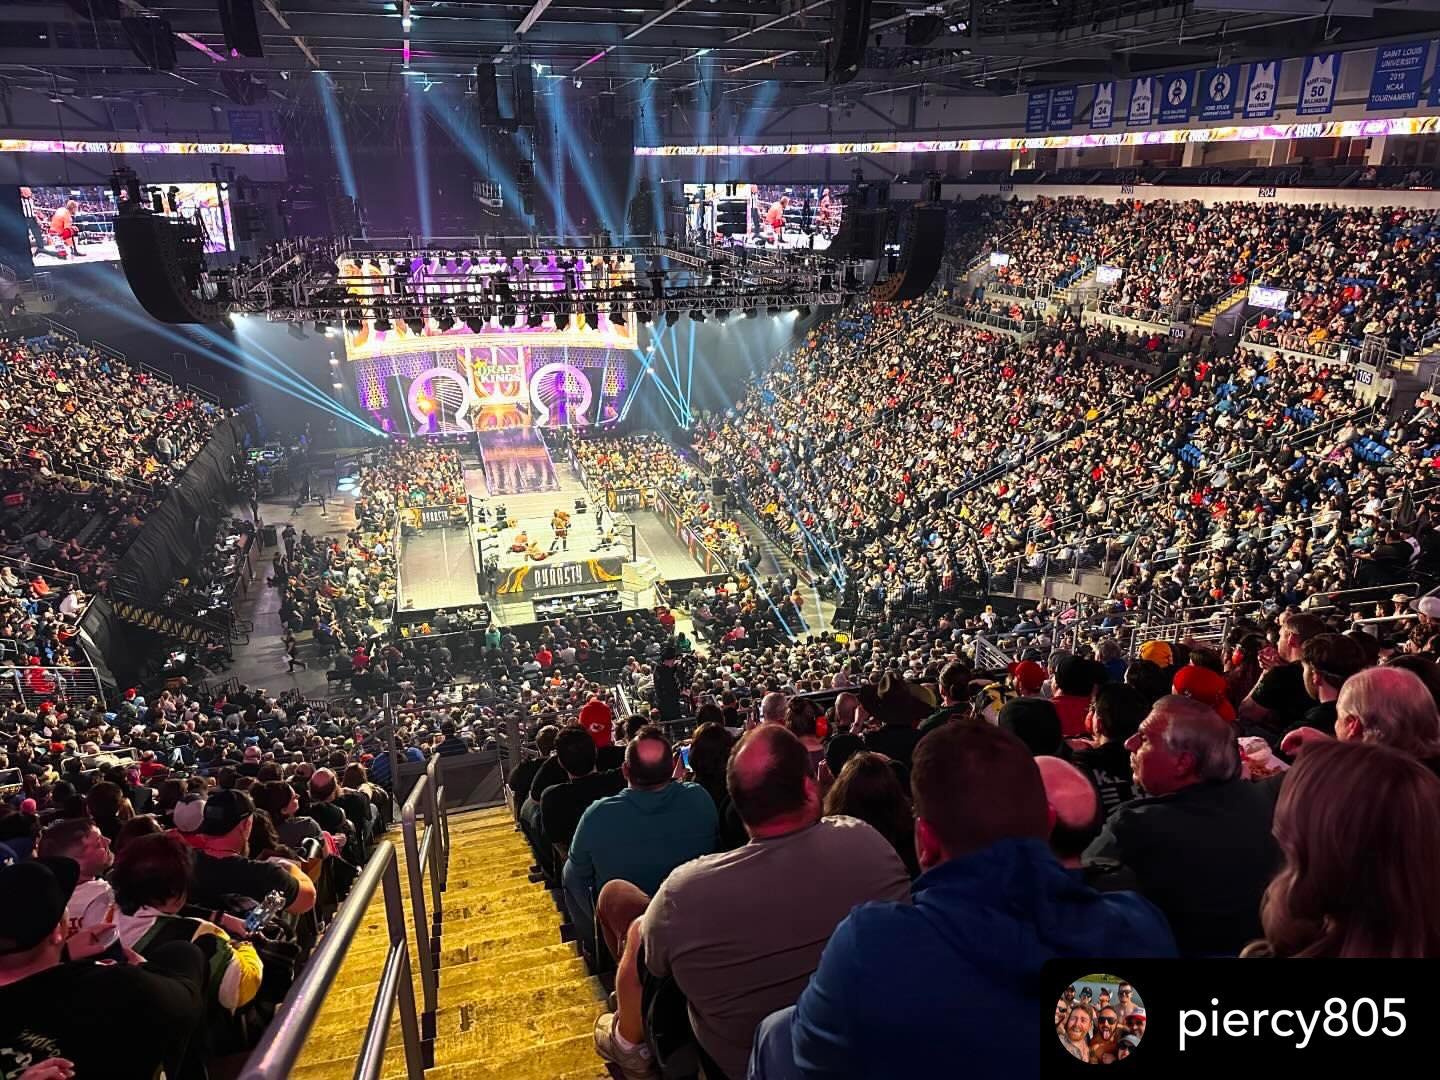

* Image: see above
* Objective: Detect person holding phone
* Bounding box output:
[0,858,208,1080]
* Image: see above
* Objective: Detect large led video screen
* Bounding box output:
[23,182,232,268]
[339,253,637,435]
[683,183,847,251]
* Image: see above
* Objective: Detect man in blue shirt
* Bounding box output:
[563,726,716,958]
[749,722,1176,1080]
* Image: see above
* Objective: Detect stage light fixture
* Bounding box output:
[637,309,652,324]
[313,320,329,335]
[406,316,424,334]
[583,305,600,329]
[745,308,759,319]
[500,310,516,328]
[665,310,680,327]
[526,308,544,328]
[374,315,393,331]
[691,309,706,323]
[436,312,455,331]
[465,315,485,332]
[609,309,626,325]
[798,305,812,318]
[713,308,730,321]
[556,308,572,330]
[767,305,782,316]
[345,317,363,333]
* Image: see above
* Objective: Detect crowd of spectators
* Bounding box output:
[0,335,225,596]
[12,188,1440,1078]
[696,300,1181,618]
[1253,205,1440,356]
[0,680,414,1073]
[481,592,1440,1078]
[699,273,1437,626]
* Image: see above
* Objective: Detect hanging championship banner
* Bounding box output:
[1297,52,1342,116]
[1158,71,1195,124]
[1244,60,1279,119]
[1127,76,1156,126]
[1026,89,1052,133]
[1196,65,1240,121]
[1049,86,1077,131]
[1090,81,1116,129]
[1368,42,1428,111]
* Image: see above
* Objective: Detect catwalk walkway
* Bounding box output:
[476,428,560,495]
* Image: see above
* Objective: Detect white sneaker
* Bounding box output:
[594,1011,657,1080]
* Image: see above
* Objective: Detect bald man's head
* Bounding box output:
[623,726,674,789]
[727,724,816,834]
[1035,756,1102,864]
[760,691,788,725]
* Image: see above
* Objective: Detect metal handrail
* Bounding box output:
[401,753,448,1019]
[238,842,424,1080]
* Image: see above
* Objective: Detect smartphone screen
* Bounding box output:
[680,745,691,769]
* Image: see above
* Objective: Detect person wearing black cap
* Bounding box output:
[859,673,931,768]
[188,790,317,918]
[0,858,207,1080]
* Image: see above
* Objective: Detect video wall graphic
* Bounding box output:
[348,339,631,435]
[339,252,637,434]
[683,183,847,251]
[0,182,234,272]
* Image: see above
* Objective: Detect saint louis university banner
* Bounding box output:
[1243,61,1279,119]
[1297,52,1342,116]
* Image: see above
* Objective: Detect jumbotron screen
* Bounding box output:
[19,182,232,268]
[683,183,847,251]
[339,253,637,435]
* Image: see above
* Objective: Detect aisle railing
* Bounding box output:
[239,754,450,1080]
[239,843,425,1080]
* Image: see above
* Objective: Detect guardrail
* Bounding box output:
[238,842,425,1080]
[945,305,1040,336]
[240,753,451,1080]
[401,754,448,1021]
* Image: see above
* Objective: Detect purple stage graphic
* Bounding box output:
[477,427,560,495]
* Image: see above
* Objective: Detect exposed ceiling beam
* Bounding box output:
[516,0,554,37]
[259,0,319,67]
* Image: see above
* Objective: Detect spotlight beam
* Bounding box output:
[407,86,434,239]
[548,81,622,237]
[315,72,358,201]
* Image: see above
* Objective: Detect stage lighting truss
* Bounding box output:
[219,237,858,324]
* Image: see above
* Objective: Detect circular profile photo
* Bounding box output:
[1054,974,1145,1065]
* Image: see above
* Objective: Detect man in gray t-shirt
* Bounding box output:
[592,725,911,1080]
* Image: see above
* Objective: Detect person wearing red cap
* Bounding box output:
[977,660,1046,725]
[579,695,614,748]
[1172,664,1237,723]
[1009,660,1045,694]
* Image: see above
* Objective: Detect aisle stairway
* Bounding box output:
[289,808,609,1080]
[1193,285,1248,330]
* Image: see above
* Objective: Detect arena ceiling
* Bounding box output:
[2,0,1440,114]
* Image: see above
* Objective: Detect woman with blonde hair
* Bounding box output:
[1245,741,1440,958]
